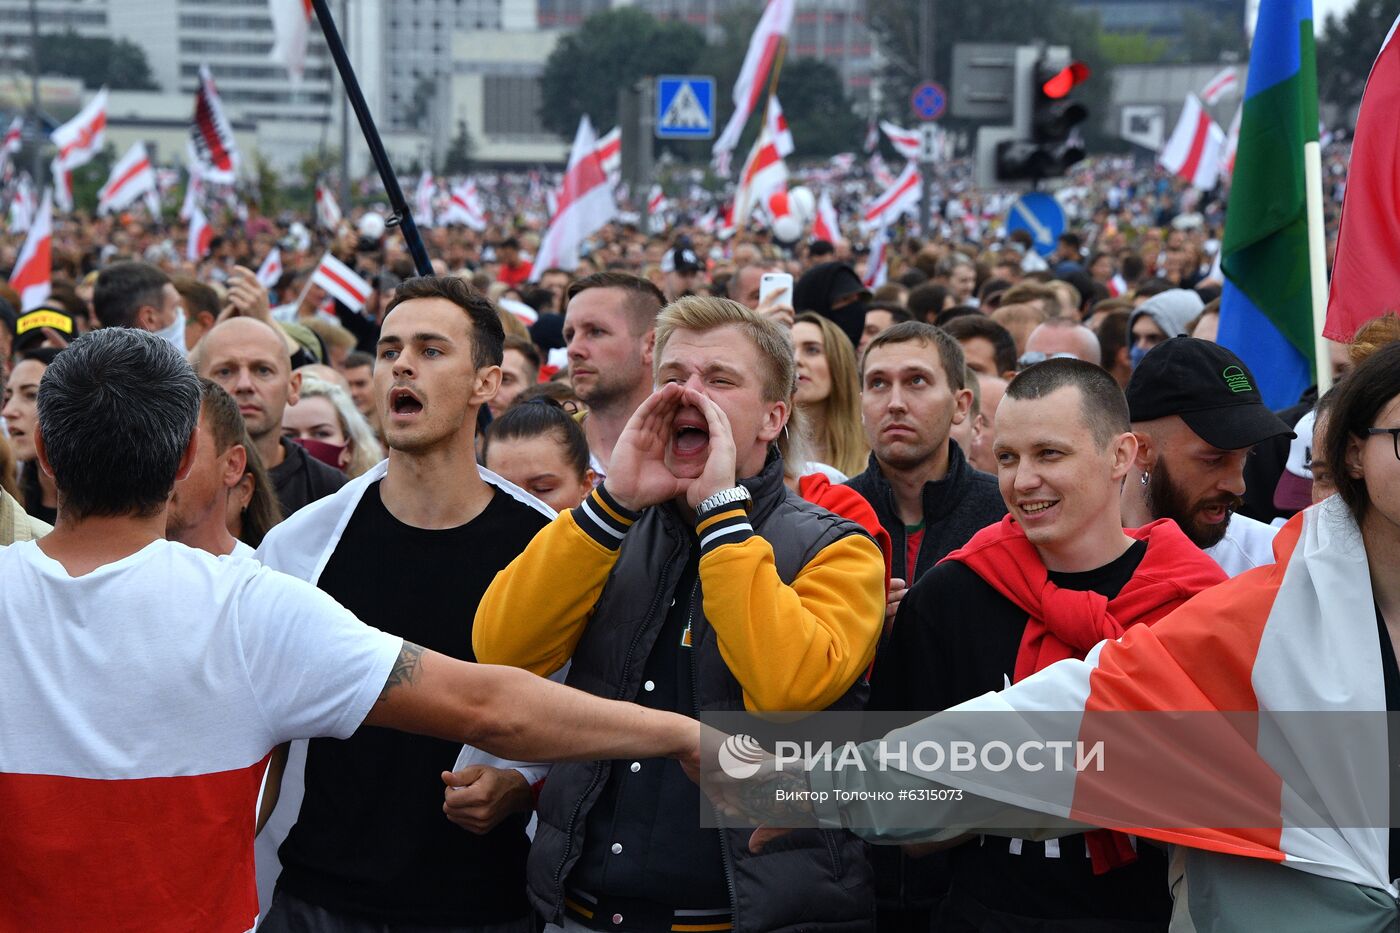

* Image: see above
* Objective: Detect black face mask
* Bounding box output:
[824,300,868,352]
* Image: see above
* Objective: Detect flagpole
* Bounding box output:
[1303,140,1331,394]
[309,0,432,276]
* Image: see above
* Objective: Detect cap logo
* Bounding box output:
[16,309,73,336]
[1221,365,1252,394]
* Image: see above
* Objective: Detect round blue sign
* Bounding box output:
[910,81,947,122]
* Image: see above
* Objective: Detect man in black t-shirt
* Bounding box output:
[872,359,1226,932]
[257,275,552,932]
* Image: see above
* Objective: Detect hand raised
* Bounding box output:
[605,383,691,513]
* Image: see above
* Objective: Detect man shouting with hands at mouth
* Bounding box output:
[474,296,886,933]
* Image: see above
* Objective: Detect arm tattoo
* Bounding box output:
[378,641,425,702]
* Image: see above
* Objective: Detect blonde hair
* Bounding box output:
[496,304,530,340]
[793,313,869,477]
[301,316,357,354]
[298,376,384,478]
[653,295,802,466]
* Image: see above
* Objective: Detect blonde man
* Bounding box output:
[475,296,885,933]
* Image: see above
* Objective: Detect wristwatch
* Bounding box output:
[696,485,753,518]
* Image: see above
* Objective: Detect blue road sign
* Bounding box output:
[1005,192,1066,257]
[910,81,947,121]
[656,76,716,140]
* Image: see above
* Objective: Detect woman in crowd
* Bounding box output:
[481,396,596,512]
[282,376,383,479]
[792,312,868,479]
[2,348,62,525]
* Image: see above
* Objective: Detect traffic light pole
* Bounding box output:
[918,0,935,235]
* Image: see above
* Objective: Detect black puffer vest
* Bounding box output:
[528,453,877,933]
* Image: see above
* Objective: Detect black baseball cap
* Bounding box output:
[661,246,702,274]
[14,305,78,351]
[1126,336,1293,450]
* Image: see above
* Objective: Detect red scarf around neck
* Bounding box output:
[941,515,1227,872]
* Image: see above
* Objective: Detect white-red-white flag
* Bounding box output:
[868,153,895,188]
[879,120,921,161]
[51,87,107,172]
[1200,67,1239,106]
[696,206,719,234]
[1159,94,1225,191]
[863,117,879,153]
[767,96,795,157]
[180,170,205,222]
[8,173,36,233]
[812,189,844,246]
[312,252,372,312]
[256,247,283,289]
[0,116,21,176]
[415,170,436,227]
[188,65,239,183]
[269,0,313,81]
[733,119,788,226]
[315,181,342,230]
[1221,104,1242,177]
[861,160,920,231]
[1107,272,1129,297]
[50,158,72,214]
[531,116,617,277]
[10,188,52,311]
[187,204,213,262]
[594,127,622,182]
[863,225,890,289]
[647,185,668,216]
[97,142,157,215]
[444,180,487,230]
[713,0,795,165]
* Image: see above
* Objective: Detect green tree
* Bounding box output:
[539,8,706,137]
[252,151,282,215]
[1178,9,1247,63]
[1317,0,1399,114]
[775,58,863,156]
[37,28,157,90]
[1098,32,1171,66]
[443,120,475,175]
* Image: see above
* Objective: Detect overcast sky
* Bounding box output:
[1312,0,1358,28]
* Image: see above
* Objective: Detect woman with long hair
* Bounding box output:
[2,348,63,525]
[792,312,868,478]
[283,376,384,479]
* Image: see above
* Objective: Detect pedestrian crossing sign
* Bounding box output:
[655,76,715,140]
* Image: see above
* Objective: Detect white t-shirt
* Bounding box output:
[230,538,257,560]
[0,539,401,931]
[1204,513,1278,578]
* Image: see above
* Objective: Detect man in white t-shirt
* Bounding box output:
[166,377,262,559]
[0,328,700,933]
[1120,337,1294,576]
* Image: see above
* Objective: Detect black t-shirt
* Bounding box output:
[276,482,550,924]
[873,541,1173,931]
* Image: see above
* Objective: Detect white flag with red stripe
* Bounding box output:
[879,120,921,161]
[187,203,213,262]
[97,142,157,215]
[531,116,617,277]
[50,159,72,214]
[1107,273,1129,297]
[861,160,921,231]
[813,189,844,246]
[733,117,788,226]
[767,96,795,157]
[863,117,879,153]
[647,185,668,216]
[315,181,342,230]
[188,65,239,183]
[1159,94,1224,191]
[9,174,36,233]
[1200,66,1239,106]
[269,0,313,81]
[0,116,21,176]
[312,252,372,312]
[415,170,436,227]
[863,225,890,289]
[51,87,107,172]
[594,127,622,183]
[256,247,283,289]
[10,188,52,310]
[180,171,205,222]
[713,0,795,165]
[444,181,487,230]
[868,153,895,188]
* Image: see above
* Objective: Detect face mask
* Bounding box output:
[1130,344,1151,370]
[293,436,347,471]
[154,308,186,351]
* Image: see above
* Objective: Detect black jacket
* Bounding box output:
[528,454,877,933]
[843,442,1006,583]
[270,436,347,518]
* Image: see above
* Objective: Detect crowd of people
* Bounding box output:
[3,140,1399,933]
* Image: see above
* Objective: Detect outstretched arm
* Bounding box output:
[362,642,699,770]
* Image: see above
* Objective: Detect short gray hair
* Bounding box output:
[38,328,200,519]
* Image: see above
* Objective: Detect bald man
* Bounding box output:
[195,318,345,515]
[1022,317,1102,366]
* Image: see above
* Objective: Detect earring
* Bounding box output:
[1140,471,1150,487]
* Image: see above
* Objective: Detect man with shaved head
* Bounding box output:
[195,317,345,515]
[1020,317,1102,367]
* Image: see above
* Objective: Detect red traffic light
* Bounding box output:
[1041,61,1091,99]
